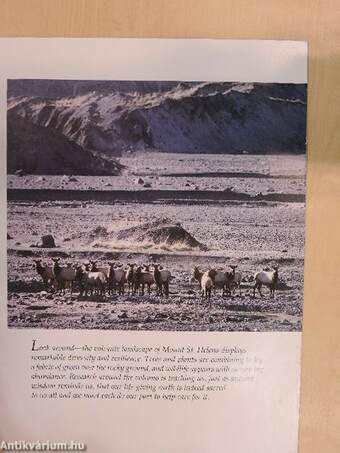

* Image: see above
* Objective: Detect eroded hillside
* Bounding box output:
[8,81,307,161]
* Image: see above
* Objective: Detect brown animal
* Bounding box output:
[52,258,76,294]
[201,269,217,302]
[125,263,136,293]
[253,266,279,298]
[153,264,172,297]
[108,263,126,295]
[134,265,155,295]
[33,259,56,289]
[75,265,106,297]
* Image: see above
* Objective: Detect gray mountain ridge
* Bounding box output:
[7,80,307,175]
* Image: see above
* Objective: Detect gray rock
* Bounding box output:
[41,234,56,248]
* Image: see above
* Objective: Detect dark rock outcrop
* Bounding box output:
[7,111,123,175]
[41,235,56,248]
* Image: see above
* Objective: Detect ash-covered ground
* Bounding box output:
[7,153,305,332]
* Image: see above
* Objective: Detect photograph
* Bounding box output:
[7,78,307,331]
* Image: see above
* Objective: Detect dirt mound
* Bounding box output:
[88,226,110,241]
[116,219,208,251]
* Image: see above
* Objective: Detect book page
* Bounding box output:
[1,38,307,453]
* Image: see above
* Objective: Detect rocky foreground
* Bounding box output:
[8,275,302,333]
[7,153,305,332]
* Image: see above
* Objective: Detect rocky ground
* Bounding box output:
[7,153,305,332]
[8,153,306,196]
[7,250,302,332]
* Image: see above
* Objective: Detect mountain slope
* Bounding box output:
[8,81,307,156]
[7,112,123,175]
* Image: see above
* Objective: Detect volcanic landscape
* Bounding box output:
[7,80,306,332]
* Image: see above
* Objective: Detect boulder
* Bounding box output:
[41,234,56,248]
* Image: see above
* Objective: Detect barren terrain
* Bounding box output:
[7,153,305,332]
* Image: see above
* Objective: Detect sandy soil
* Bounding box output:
[7,153,305,332]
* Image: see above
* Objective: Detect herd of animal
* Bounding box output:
[32,258,280,301]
